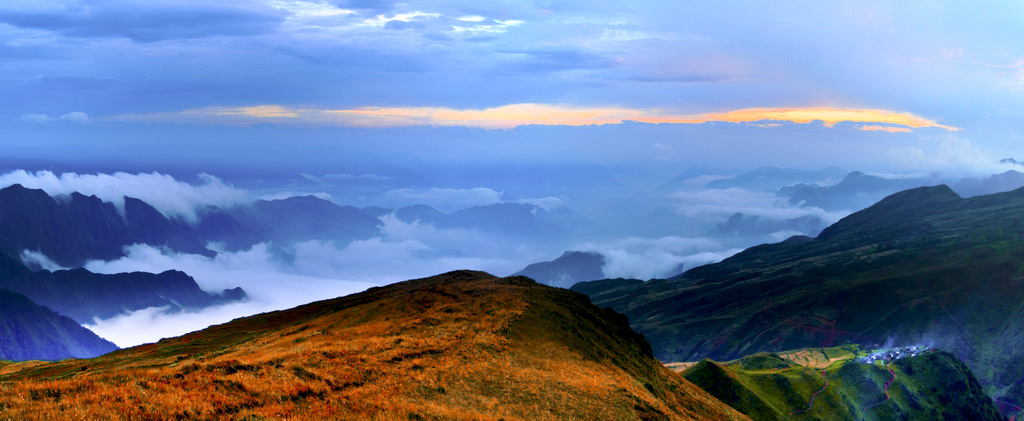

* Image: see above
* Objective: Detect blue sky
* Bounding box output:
[3,0,1023,176]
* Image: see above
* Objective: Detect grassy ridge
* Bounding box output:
[0,271,746,420]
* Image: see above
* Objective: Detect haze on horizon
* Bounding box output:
[3,0,1024,347]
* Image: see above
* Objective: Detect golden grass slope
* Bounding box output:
[0,270,746,420]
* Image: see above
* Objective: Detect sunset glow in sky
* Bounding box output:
[2,0,1022,173]
[111,104,960,131]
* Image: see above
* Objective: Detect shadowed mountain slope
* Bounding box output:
[0,271,746,420]
[575,184,1024,418]
[0,290,117,361]
[0,184,211,267]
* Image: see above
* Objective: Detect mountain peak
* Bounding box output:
[817,184,959,241]
[512,251,605,288]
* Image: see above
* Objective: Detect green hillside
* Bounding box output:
[576,185,1024,417]
[680,346,1000,420]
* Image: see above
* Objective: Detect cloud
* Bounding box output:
[0,0,286,42]
[360,11,440,28]
[80,213,539,346]
[18,111,91,123]
[652,142,675,159]
[20,249,68,271]
[57,111,91,123]
[0,170,250,222]
[205,105,299,118]
[258,191,334,201]
[888,133,999,175]
[697,108,959,131]
[861,124,912,133]
[514,196,567,211]
[600,28,655,42]
[669,188,850,224]
[574,236,743,280]
[108,103,960,131]
[321,173,394,181]
[83,303,259,348]
[451,18,522,35]
[18,113,54,123]
[82,242,379,347]
[382,187,504,211]
[267,1,355,18]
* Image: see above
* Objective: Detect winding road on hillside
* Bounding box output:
[788,370,828,416]
[862,367,897,412]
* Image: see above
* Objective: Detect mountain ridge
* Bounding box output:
[0,253,244,326]
[0,271,746,420]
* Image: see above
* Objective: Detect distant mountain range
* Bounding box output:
[778,171,942,211]
[778,169,1024,211]
[0,253,243,325]
[198,195,381,252]
[576,184,1024,418]
[512,251,605,288]
[0,184,210,267]
[0,184,382,267]
[709,213,828,239]
[706,166,848,192]
[390,202,590,241]
[0,183,261,361]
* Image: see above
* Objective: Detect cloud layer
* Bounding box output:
[0,170,250,221]
[572,236,744,280]
[80,213,541,347]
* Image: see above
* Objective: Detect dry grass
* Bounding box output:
[0,271,746,420]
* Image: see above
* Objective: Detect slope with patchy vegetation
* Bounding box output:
[0,271,745,420]
[680,346,1001,420]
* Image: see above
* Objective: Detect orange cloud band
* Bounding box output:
[860,124,913,133]
[112,104,959,132]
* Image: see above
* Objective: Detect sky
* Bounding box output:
[4,1,1024,346]
[1,0,1023,177]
